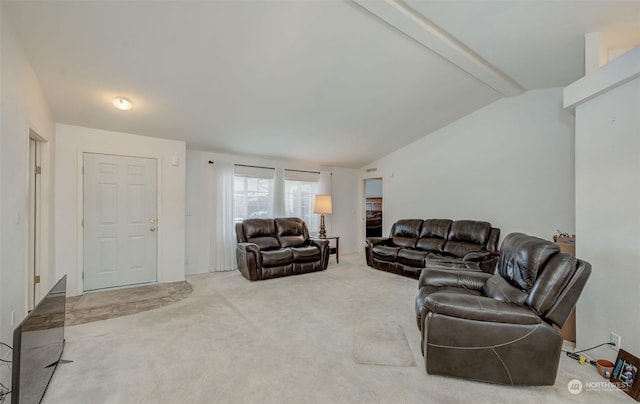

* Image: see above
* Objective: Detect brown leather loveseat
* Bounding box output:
[415,232,591,385]
[235,217,329,281]
[365,219,500,278]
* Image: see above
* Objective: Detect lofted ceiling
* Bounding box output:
[4,0,640,168]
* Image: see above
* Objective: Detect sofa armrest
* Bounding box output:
[236,242,262,281]
[366,237,390,248]
[462,251,499,261]
[463,251,500,273]
[308,238,329,250]
[308,238,330,269]
[424,292,541,325]
[418,267,491,290]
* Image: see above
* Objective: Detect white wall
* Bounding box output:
[185,150,359,275]
[55,124,186,296]
[365,179,382,198]
[0,11,55,348]
[359,88,575,242]
[574,74,640,360]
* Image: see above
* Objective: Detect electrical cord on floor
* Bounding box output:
[0,387,9,403]
[0,343,11,363]
[563,342,615,366]
[0,342,12,402]
[0,377,9,403]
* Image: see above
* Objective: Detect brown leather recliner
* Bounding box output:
[235,218,329,281]
[415,232,591,386]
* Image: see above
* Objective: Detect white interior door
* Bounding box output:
[83,153,158,291]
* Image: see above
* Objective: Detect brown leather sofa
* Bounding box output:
[235,218,329,281]
[415,233,591,385]
[365,219,500,278]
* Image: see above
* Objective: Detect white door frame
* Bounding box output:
[28,138,40,309]
[76,149,163,295]
[27,128,51,308]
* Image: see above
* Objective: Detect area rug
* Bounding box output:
[353,322,416,367]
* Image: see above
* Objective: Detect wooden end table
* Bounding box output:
[314,236,339,263]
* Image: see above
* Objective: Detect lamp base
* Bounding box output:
[319,214,326,238]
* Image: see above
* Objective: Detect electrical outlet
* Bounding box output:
[610,332,621,350]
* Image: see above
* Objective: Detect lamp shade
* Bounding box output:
[313,194,332,214]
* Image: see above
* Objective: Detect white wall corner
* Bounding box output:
[564,46,640,110]
[584,32,603,75]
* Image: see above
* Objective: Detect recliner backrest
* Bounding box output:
[238,219,280,250]
[486,228,501,251]
[275,217,309,248]
[443,220,492,257]
[497,233,560,292]
[416,219,452,252]
[390,219,423,248]
[528,254,591,327]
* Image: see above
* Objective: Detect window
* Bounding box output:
[284,169,321,233]
[233,165,274,223]
[233,166,325,231]
[285,180,319,231]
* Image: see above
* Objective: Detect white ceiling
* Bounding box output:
[4,0,640,168]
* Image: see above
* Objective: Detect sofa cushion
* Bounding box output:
[498,233,560,292]
[391,219,423,248]
[261,249,293,267]
[275,217,307,248]
[372,245,401,261]
[397,249,429,267]
[290,246,321,263]
[420,219,452,239]
[415,219,451,252]
[242,219,280,250]
[447,220,491,245]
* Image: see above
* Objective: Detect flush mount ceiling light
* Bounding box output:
[112,97,132,111]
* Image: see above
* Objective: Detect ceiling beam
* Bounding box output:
[353,0,525,97]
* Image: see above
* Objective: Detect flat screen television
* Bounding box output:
[11,275,67,404]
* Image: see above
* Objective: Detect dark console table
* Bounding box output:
[313,236,339,263]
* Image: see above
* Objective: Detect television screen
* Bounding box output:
[12,275,66,404]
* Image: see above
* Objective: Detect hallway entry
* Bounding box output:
[364,178,383,238]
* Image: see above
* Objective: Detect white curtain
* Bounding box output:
[273,167,285,217]
[209,162,237,272]
[319,171,332,194]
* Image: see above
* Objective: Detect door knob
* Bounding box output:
[150,226,156,232]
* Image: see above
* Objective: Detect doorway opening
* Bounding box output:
[364,178,383,238]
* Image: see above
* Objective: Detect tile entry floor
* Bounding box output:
[65,281,193,326]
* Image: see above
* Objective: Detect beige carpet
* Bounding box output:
[43,254,625,403]
[353,322,415,367]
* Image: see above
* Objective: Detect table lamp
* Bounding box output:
[313,194,332,238]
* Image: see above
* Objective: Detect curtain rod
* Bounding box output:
[285,168,321,175]
[235,163,275,170]
[208,162,327,175]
